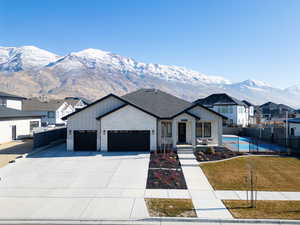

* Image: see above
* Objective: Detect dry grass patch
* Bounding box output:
[0,155,19,168]
[145,198,196,217]
[200,156,300,191]
[223,200,300,220]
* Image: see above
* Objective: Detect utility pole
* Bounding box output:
[286,111,289,148]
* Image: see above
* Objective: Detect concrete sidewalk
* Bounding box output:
[178,153,233,219]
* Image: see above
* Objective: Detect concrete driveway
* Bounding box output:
[0,144,150,220]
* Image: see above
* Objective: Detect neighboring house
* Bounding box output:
[259,102,295,119]
[0,106,42,144]
[242,100,256,125]
[62,89,226,152]
[287,118,300,136]
[194,93,249,127]
[0,91,26,110]
[23,97,89,126]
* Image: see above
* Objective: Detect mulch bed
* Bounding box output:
[147,152,187,189]
[149,152,180,169]
[146,168,187,189]
[195,146,244,162]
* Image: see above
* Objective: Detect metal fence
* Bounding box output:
[33,128,66,148]
[240,128,300,155]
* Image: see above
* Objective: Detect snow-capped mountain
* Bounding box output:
[285,84,300,95]
[47,48,231,85]
[0,45,299,108]
[0,46,59,72]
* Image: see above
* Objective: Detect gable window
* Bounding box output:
[161,121,172,137]
[196,122,212,138]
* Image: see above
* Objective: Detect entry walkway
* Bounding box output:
[178,152,233,219]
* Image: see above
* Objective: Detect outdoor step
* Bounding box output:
[177,150,194,154]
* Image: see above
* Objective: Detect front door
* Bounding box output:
[178,123,186,143]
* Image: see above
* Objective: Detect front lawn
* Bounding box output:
[223,200,300,220]
[200,156,300,191]
[145,198,196,217]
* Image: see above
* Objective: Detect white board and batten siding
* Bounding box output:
[100,105,157,151]
[188,105,223,145]
[0,118,41,144]
[66,96,125,151]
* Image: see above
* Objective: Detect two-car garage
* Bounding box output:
[73,130,150,152]
[67,95,157,152]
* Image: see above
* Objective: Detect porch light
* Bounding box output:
[69,130,72,135]
[152,129,155,135]
[103,130,106,135]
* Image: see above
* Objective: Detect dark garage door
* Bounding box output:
[74,130,97,151]
[108,130,150,152]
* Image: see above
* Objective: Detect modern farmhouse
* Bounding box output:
[63,89,226,152]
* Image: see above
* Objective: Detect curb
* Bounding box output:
[0,217,298,224]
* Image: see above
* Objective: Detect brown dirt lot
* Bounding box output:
[200,156,300,191]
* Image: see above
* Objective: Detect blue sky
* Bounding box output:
[1,0,299,88]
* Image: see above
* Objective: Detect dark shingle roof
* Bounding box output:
[0,91,26,99]
[0,106,43,119]
[63,89,227,120]
[242,100,254,106]
[122,89,192,118]
[23,98,65,111]
[195,93,247,106]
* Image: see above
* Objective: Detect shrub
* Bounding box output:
[206,146,215,155]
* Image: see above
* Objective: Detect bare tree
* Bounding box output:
[245,161,257,208]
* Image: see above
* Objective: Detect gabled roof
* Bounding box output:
[0,106,43,119]
[195,93,247,107]
[242,100,254,106]
[122,89,192,118]
[0,91,26,100]
[23,98,65,111]
[63,89,227,120]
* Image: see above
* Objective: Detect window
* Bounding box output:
[47,111,55,118]
[0,98,6,107]
[161,121,172,137]
[204,122,211,137]
[30,121,39,131]
[196,122,203,137]
[196,122,211,138]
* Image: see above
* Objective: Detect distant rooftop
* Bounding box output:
[195,93,247,107]
[0,91,26,99]
[0,106,43,119]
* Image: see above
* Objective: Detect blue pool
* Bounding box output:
[222,136,285,152]
[223,136,250,142]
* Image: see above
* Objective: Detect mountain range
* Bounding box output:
[0,45,299,108]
